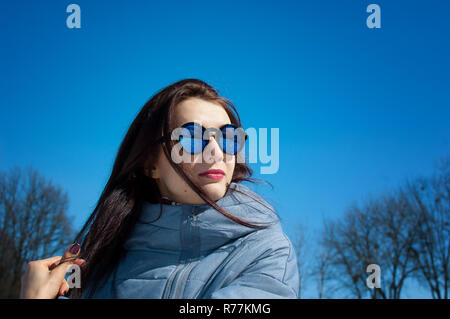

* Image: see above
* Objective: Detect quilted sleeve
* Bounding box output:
[209,233,299,299]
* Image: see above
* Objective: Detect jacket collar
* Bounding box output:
[123,182,279,256]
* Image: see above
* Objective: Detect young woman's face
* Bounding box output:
[151,97,236,204]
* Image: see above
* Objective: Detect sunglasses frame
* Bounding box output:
[157,122,248,155]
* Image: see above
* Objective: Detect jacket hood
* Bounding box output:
[123,182,280,257]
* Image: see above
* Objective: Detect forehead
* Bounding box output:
[172,98,231,128]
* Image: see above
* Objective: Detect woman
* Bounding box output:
[20,79,299,299]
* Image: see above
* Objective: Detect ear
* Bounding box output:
[146,167,160,179]
[144,158,159,179]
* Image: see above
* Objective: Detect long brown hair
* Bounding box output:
[71,78,274,298]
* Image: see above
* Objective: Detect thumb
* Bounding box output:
[49,243,81,282]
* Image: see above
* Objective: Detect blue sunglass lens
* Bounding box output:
[220,128,245,154]
[179,125,204,154]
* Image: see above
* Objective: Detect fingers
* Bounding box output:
[56,258,86,296]
[61,243,81,262]
[49,242,81,270]
[58,280,69,297]
[49,243,81,282]
[29,255,62,269]
[41,255,63,264]
[49,257,86,271]
[73,258,86,267]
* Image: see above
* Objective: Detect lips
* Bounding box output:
[199,169,225,180]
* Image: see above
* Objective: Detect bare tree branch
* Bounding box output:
[0,166,74,298]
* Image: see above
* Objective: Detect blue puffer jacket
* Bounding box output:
[81,182,299,298]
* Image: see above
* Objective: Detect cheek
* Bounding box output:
[157,156,187,190]
[160,168,190,195]
[226,160,236,182]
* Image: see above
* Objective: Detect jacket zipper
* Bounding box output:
[162,263,184,298]
[162,211,199,298]
[171,260,198,298]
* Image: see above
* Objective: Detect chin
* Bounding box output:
[201,181,227,201]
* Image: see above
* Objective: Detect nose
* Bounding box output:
[203,135,224,163]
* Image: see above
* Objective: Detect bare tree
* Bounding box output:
[319,192,419,299]
[0,166,74,298]
[316,156,450,299]
[312,230,337,298]
[407,158,450,299]
[373,191,418,299]
[319,203,384,298]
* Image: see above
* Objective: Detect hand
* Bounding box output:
[20,243,86,299]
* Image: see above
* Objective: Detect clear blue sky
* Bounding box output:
[1,1,449,298]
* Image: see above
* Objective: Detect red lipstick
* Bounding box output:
[199,169,225,180]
